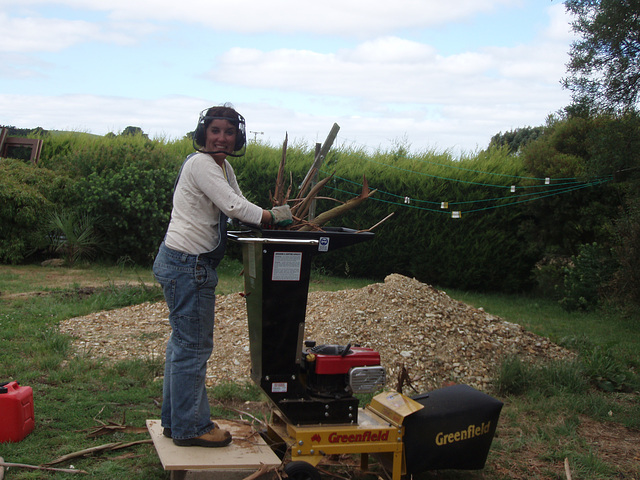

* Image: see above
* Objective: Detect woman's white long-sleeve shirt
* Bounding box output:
[164,153,263,254]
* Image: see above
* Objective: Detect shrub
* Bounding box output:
[532,255,572,300]
[74,161,176,264]
[40,210,103,265]
[496,356,534,395]
[496,355,588,396]
[0,159,72,263]
[580,346,636,392]
[559,243,617,311]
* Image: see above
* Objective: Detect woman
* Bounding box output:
[153,104,291,447]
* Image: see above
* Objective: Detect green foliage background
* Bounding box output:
[1,116,638,308]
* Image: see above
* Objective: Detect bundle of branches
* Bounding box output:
[269,133,389,232]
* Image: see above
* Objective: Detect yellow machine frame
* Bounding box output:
[266,391,423,480]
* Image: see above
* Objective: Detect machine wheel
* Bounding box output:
[284,461,321,480]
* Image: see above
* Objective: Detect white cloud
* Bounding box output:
[544,3,575,43]
[4,0,520,35]
[0,13,98,52]
[0,93,202,137]
[209,27,569,109]
[0,12,155,52]
[0,53,52,78]
[0,0,575,156]
[344,37,437,64]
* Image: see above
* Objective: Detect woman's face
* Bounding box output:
[205,118,237,163]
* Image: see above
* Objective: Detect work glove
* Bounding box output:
[270,205,293,227]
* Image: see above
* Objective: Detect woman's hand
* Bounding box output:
[269,205,293,226]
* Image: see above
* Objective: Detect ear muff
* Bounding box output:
[193,108,246,155]
[194,121,206,147]
[233,120,246,151]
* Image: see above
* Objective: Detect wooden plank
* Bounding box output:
[307,143,322,221]
[0,128,7,155]
[147,420,281,471]
[0,136,44,164]
[31,139,43,164]
[298,123,340,197]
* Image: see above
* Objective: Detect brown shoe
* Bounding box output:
[173,427,232,447]
[163,423,218,439]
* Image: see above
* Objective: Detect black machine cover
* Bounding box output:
[403,384,503,472]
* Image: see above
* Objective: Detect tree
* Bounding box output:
[563,0,640,112]
[488,126,545,154]
[520,112,640,310]
[120,126,147,138]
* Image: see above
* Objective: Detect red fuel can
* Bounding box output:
[0,381,35,443]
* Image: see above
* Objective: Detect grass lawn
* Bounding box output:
[0,262,638,480]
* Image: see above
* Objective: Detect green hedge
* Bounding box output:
[224,144,538,291]
[0,139,579,290]
[2,121,633,299]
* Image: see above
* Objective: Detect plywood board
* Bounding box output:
[147,419,281,471]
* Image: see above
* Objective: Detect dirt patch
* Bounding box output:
[578,415,640,474]
[0,264,155,298]
[1,281,155,299]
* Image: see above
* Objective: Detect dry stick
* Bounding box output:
[274,123,378,231]
[82,417,148,437]
[242,463,281,480]
[297,176,375,231]
[289,166,317,217]
[92,405,107,423]
[291,173,334,220]
[290,195,341,206]
[285,171,292,205]
[213,401,269,430]
[308,143,322,221]
[44,442,121,465]
[43,440,152,466]
[289,167,315,217]
[356,212,395,233]
[86,424,149,437]
[298,123,340,199]
[395,362,420,395]
[272,133,288,206]
[0,461,88,475]
[291,217,325,231]
[233,409,268,430]
[564,458,572,480]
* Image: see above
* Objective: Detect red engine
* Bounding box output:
[302,343,386,398]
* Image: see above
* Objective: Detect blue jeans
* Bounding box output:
[152,242,221,440]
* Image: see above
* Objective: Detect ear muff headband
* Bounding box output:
[193,108,247,157]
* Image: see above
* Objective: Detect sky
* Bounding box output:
[1,0,576,157]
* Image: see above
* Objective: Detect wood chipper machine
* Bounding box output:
[228,226,503,480]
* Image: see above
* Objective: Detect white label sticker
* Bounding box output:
[272,251,302,281]
[318,237,330,252]
[271,382,288,393]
